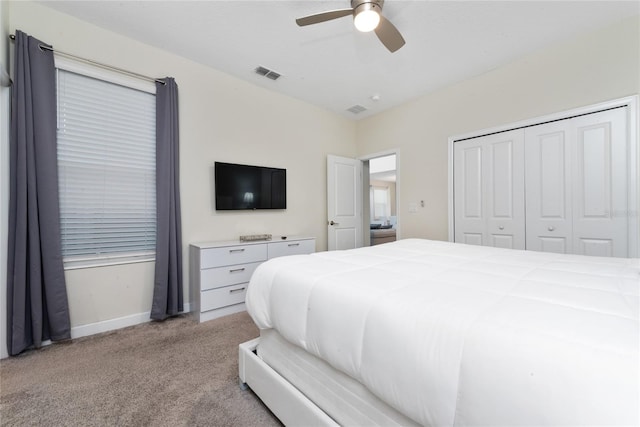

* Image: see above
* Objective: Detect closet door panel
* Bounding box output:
[463,146,483,218]
[454,130,524,249]
[462,233,484,246]
[525,123,573,254]
[578,238,613,257]
[572,108,628,257]
[454,141,486,246]
[539,236,568,254]
[538,132,567,218]
[486,132,525,249]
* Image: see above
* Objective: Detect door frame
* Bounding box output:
[447,95,639,257]
[360,149,401,245]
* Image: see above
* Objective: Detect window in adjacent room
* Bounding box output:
[368,154,396,224]
[371,186,391,220]
[56,63,156,268]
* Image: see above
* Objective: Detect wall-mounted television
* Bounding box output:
[214,162,286,210]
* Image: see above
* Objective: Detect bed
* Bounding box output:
[238,239,639,426]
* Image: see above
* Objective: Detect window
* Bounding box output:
[56,67,156,268]
[371,186,391,220]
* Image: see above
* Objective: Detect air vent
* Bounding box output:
[255,66,281,81]
[347,104,367,114]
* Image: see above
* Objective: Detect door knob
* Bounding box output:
[548,226,555,231]
[329,220,339,226]
[498,226,504,230]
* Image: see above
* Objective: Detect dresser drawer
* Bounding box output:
[200,244,267,269]
[268,239,315,259]
[201,284,248,312]
[200,261,261,291]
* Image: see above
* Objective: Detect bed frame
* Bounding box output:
[238,338,339,426]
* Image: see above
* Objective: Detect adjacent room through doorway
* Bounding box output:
[368,154,397,246]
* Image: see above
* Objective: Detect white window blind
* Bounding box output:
[371,186,390,220]
[56,69,156,267]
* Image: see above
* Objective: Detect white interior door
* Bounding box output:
[327,155,363,251]
[454,130,525,249]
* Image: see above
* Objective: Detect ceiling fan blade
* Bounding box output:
[374,15,406,52]
[296,8,353,27]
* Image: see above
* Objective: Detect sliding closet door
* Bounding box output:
[454,130,525,249]
[525,108,628,257]
[524,120,574,254]
[571,108,628,257]
[454,140,484,245]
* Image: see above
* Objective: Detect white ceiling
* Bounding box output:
[38,1,639,120]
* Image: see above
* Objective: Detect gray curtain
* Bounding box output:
[7,30,71,356]
[151,78,183,320]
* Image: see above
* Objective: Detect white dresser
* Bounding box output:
[190,237,315,323]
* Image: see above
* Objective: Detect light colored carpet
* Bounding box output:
[0,312,282,426]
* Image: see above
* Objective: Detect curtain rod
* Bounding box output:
[9,34,166,85]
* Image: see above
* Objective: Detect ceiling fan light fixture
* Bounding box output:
[353,3,380,32]
[296,0,405,52]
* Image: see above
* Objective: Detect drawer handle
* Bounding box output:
[229,248,245,253]
[288,243,300,247]
[229,267,245,273]
[229,287,246,294]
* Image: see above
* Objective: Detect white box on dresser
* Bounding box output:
[190,236,315,323]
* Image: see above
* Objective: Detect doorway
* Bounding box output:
[326,151,399,250]
[366,153,398,246]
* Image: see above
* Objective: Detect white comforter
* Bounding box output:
[246,239,639,426]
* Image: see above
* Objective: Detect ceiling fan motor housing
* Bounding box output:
[351,0,383,15]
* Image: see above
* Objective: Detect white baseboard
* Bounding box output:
[71,302,192,340]
[0,304,192,359]
[70,311,151,339]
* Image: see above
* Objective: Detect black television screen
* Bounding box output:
[214,162,286,210]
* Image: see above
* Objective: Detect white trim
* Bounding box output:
[626,96,639,258]
[0,303,191,359]
[359,148,399,162]
[448,139,455,243]
[70,302,191,340]
[450,97,637,143]
[447,95,639,257]
[70,311,152,339]
[54,56,156,94]
[0,304,192,358]
[64,255,155,271]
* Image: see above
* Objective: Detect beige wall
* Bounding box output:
[356,15,640,242]
[3,1,638,348]
[1,0,10,358]
[6,1,356,333]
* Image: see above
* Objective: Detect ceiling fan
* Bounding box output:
[296,0,406,53]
